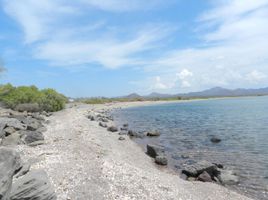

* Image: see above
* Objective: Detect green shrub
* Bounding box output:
[38,89,67,112]
[0,84,66,112]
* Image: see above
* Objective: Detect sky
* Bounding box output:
[0,0,268,97]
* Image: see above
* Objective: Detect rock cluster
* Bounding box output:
[182,160,239,185]
[0,109,56,199]
[147,144,168,166]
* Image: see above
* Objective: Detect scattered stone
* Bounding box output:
[197,171,213,182]
[120,127,128,131]
[88,115,95,121]
[0,147,22,199]
[155,155,168,165]
[99,118,109,123]
[146,144,165,158]
[10,169,56,200]
[182,160,219,178]
[118,136,125,141]
[123,123,128,127]
[147,130,160,137]
[210,136,221,143]
[118,131,127,135]
[99,122,107,128]
[107,126,118,132]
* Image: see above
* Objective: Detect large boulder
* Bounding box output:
[0,118,26,131]
[10,169,56,200]
[146,144,165,158]
[21,131,44,145]
[182,160,220,178]
[0,147,22,200]
[1,132,22,146]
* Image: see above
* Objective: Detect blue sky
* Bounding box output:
[1,0,268,97]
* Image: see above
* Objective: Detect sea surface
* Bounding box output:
[112,96,268,200]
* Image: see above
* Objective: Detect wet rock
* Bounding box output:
[146,144,165,158]
[107,126,118,132]
[118,136,125,141]
[21,131,44,145]
[210,137,221,143]
[182,160,219,178]
[10,169,56,200]
[197,171,213,182]
[99,122,107,128]
[218,169,239,185]
[0,147,22,199]
[155,156,168,165]
[147,130,160,137]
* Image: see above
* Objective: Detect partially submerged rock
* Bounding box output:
[147,130,160,137]
[155,156,168,165]
[146,144,165,158]
[10,169,56,200]
[210,136,221,143]
[182,160,219,178]
[197,171,213,182]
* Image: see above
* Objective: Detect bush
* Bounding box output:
[38,89,67,112]
[0,84,67,112]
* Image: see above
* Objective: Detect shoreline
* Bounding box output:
[16,102,253,199]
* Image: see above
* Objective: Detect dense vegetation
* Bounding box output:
[0,83,67,112]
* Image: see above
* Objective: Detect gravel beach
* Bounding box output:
[17,102,253,200]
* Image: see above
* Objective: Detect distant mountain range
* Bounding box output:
[122,87,268,99]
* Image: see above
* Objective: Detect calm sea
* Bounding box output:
[112,96,268,200]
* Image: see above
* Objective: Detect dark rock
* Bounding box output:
[210,137,221,143]
[123,123,128,127]
[182,161,219,178]
[146,144,165,158]
[99,118,109,123]
[213,163,224,169]
[127,130,145,138]
[22,131,44,145]
[0,147,22,199]
[88,115,95,121]
[118,136,125,141]
[99,122,107,128]
[107,126,118,132]
[10,169,56,200]
[155,156,168,165]
[218,169,239,185]
[120,127,128,131]
[147,130,160,137]
[197,171,213,182]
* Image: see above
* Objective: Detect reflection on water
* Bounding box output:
[113,96,268,200]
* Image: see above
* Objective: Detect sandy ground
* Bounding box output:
[18,102,253,200]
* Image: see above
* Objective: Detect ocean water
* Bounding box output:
[112,96,268,200]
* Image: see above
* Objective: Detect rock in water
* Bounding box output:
[147,130,160,137]
[0,147,22,199]
[182,160,219,178]
[218,169,239,185]
[197,171,213,182]
[146,144,165,158]
[10,169,56,200]
[210,137,221,143]
[155,156,168,165]
[107,126,118,132]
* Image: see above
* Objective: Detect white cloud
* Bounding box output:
[246,70,267,82]
[152,76,168,90]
